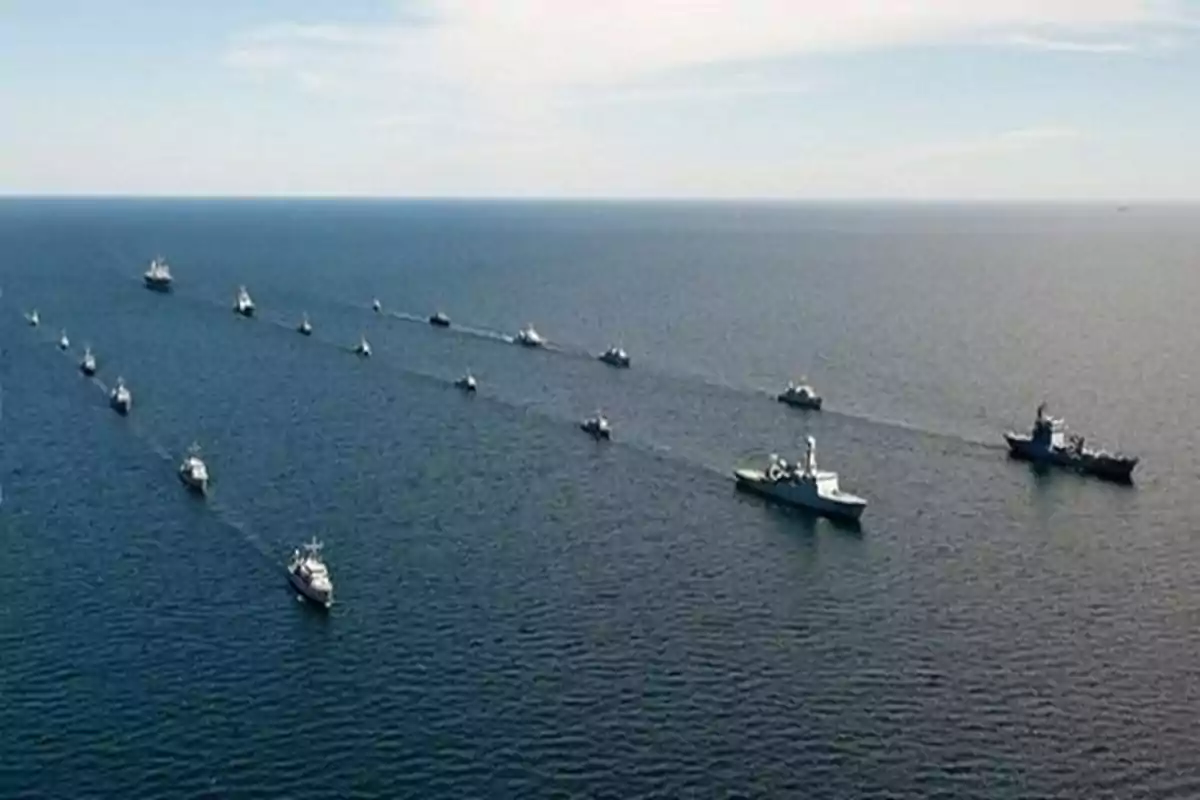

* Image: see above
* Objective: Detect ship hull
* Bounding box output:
[80,363,96,377]
[235,306,255,318]
[777,394,823,410]
[288,572,332,609]
[429,316,451,328]
[580,422,610,440]
[734,469,866,521]
[143,277,172,292]
[1004,434,1137,483]
[178,470,208,495]
[110,398,131,416]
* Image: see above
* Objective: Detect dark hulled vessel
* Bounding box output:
[1004,404,1137,483]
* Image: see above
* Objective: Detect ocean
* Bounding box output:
[2,198,1199,798]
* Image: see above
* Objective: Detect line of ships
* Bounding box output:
[15,256,1141,603]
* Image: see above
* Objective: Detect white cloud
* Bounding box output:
[212,1,1185,196]
[1007,33,1140,52]
[225,1,1177,91]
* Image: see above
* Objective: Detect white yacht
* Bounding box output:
[110,377,132,415]
[58,329,70,351]
[515,324,545,348]
[777,379,823,410]
[177,443,210,494]
[26,309,39,327]
[234,286,255,317]
[734,436,866,521]
[143,256,173,291]
[580,412,612,440]
[298,312,313,336]
[598,346,631,368]
[372,297,382,313]
[79,345,97,376]
[454,371,477,392]
[354,333,372,358]
[288,538,333,608]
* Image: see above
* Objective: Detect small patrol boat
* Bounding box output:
[26,309,39,327]
[58,330,70,351]
[372,298,382,313]
[598,346,631,368]
[79,345,97,376]
[143,256,173,291]
[298,312,313,335]
[454,371,477,392]
[354,333,372,358]
[288,538,334,608]
[429,311,451,328]
[234,285,255,317]
[777,379,822,410]
[110,377,133,415]
[734,436,867,521]
[580,412,612,440]
[515,324,545,348]
[177,443,210,495]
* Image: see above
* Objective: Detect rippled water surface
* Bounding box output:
[2,199,1200,798]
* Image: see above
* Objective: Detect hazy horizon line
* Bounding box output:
[2,194,1196,205]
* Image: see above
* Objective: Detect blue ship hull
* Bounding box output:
[1005,434,1137,483]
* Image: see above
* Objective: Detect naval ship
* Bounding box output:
[1004,404,1138,482]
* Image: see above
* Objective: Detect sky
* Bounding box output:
[1,0,1198,198]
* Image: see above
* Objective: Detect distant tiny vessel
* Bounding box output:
[734,436,867,521]
[515,324,545,348]
[354,333,372,358]
[580,412,612,440]
[372,298,382,313]
[143,256,173,291]
[26,309,39,327]
[288,538,333,608]
[598,346,631,368]
[58,329,70,351]
[777,378,823,410]
[79,345,97,376]
[298,312,313,336]
[177,442,209,495]
[429,311,451,328]
[1004,403,1138,482]
[234,286,255,317]
[454,371,477,392]
[110,377,132,415]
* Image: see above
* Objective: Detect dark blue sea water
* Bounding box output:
[2,199,1200,798]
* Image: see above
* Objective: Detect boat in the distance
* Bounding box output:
[26,309,39,327]
[354,333,372,358]
[110,377,132,415]
[143,256,173,291]
[777,379,822,410]
[177,443,210,495]
[598,346,631,368]
[298,312,313,336]
[1004,403,1138,482]
[515,324,545,348]
[58,329,70,351]
[454,371,477,392]
[429,311,451,328]
[234,286,255,317]
[580,412,612,440]
[79,345,97,376]
[288,538,334,608]
[734,436,867,521]
[372,298,382,313]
